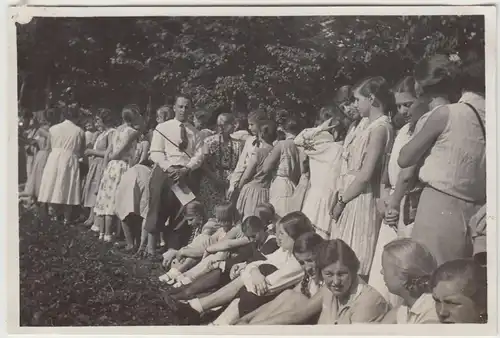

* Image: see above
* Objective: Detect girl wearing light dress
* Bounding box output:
[262,116,302,218]
[93,105,144,242]
[21,108,60,203]
[295,106,347,239]
[38,105,86,225]
[331,77,395,280]
[398,54,485,265]
[81,109,115,228]
[368,76,417,307]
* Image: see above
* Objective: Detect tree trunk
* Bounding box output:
[18,73,27,107]
[44,74,51,109]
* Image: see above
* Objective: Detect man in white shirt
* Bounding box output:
[144,95,205,254]
[226,109,268,201]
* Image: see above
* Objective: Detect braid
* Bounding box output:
[300,273,311,298]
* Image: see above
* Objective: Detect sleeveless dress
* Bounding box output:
[94,125,137,216]
[369,123,413,307]
[411,93,485,265]
[336,116,394,276]
[295,127,343,238]
[198,134,243,218]
[81,128,115,208]
[236,145,273,221]
[267,138,301,218]
[24,126,50,199]
[38,120,85,205]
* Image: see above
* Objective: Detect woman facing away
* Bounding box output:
[193,107,216,140]
[430,259,487,324]
[368,76,418,307]
[398,54,486,265]
[235,120,278,221]
[380,238,439,324]
[295,105,347,239]
[262,115,302,218]
[21,108,60,204]
[234,232,324,325]
[82,109,116,228]
[330,76,395,280]
[93,104,144,242]
[37,104,86,225]
[198,113,244,218]
[242,239,389,325]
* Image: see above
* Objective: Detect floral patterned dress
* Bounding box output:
[198,134,243,217]
[94,125,137,216]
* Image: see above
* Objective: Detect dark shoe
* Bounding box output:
[161,292,201,325]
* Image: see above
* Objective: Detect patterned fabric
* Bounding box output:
[199,134,243,217]
[81,129,115,208]
[336,116,394,275]
[94,125,137,216]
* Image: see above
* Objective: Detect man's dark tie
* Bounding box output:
[179,123,188,151]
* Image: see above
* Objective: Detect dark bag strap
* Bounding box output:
[463,102,486,139]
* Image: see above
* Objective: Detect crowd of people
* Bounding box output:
[18,52,487,325]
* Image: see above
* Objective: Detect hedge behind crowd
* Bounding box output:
[17,16,484,125]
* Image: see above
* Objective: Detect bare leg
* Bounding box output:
[104,215,114,238]
[198,276,244,311]
[84,209,95,226]
[63,205,73,222]
[213,299,240,325]
[176,257,199,274]
[121,219,135,249]
[173,269,223,300]
[95,215,105,236]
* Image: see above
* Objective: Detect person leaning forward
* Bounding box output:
[145,95,205,252]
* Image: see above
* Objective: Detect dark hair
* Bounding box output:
[354,76,396,115]
[278,211,313,241]
[235,113,249,131]
[217,113,235,125]
[157,105,175,121]
[316,239,360,277]
[241,216,266,236]
[174,94,191,105]
[333,85,354,104]
[22,110,33,120]
[258,120,278,144]
[44,108,60,126]
[319,105,349,141]
[64,103,81,121]
[255,203,276,225]
[275,109,290,126]
[414,54,460,99]
[214,202,235,223]
[248,109,268,124]
[293,232,324,256]
[122,104,140,123]
[282,116,302,136]
[193,108,212,128]
[97,108,114,127]
[393,76,417,96]
[459,51,485,95]
[430,259,487,311]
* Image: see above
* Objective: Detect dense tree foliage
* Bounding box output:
[17,15,484,124]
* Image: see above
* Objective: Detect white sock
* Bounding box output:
[188,298,203,313]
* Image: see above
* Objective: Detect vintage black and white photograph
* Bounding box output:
[8,4,496,335]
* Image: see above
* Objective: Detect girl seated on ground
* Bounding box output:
[380,238,439,324]
[430,259,487,324]
[237,238,389,325]
[170,214,270,288]
[163,211,314,325]
[166,204,279,302]
[160,203,246,283]
[234,232,324,325]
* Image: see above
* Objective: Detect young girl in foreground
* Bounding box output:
[240,239,389,325]
[235,232,324,325]
[380,238,439,324]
